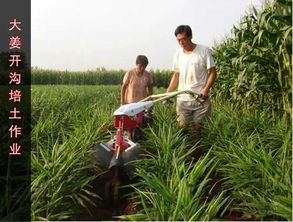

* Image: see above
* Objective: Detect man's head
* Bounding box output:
[135,55,148,74]
[174,25,193,49]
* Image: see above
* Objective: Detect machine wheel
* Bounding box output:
[103,167,121,206]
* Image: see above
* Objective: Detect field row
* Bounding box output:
[31,85,292,221]
[31,69,172,88]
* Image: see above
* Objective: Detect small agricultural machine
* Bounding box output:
[94,90,202,205]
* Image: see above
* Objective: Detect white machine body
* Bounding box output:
[113,101,154,116]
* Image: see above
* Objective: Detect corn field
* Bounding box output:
[212,0,292,115]
[31,69,172,88]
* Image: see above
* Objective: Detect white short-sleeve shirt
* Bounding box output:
[172,44,215,101]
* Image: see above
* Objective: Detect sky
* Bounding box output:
[32,0,262,71]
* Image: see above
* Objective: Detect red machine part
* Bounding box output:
[112,113,143,158]
[114,112,143,130]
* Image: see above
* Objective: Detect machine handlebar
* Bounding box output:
[139,90,204,106]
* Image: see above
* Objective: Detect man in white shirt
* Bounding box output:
[167,25,217,139]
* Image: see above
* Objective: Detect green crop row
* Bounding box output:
[121,99,291,221]
[31,69,172,88]
[31,85,291,221]
[201,99,292,220]
[120,103,228,221]
[31,85,120,220]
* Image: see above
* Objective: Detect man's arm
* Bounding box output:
[147,83,153,96]
[147,74,153,96]
[166,71,179,92]
[120,83,128,105]
[200,67,217,99]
